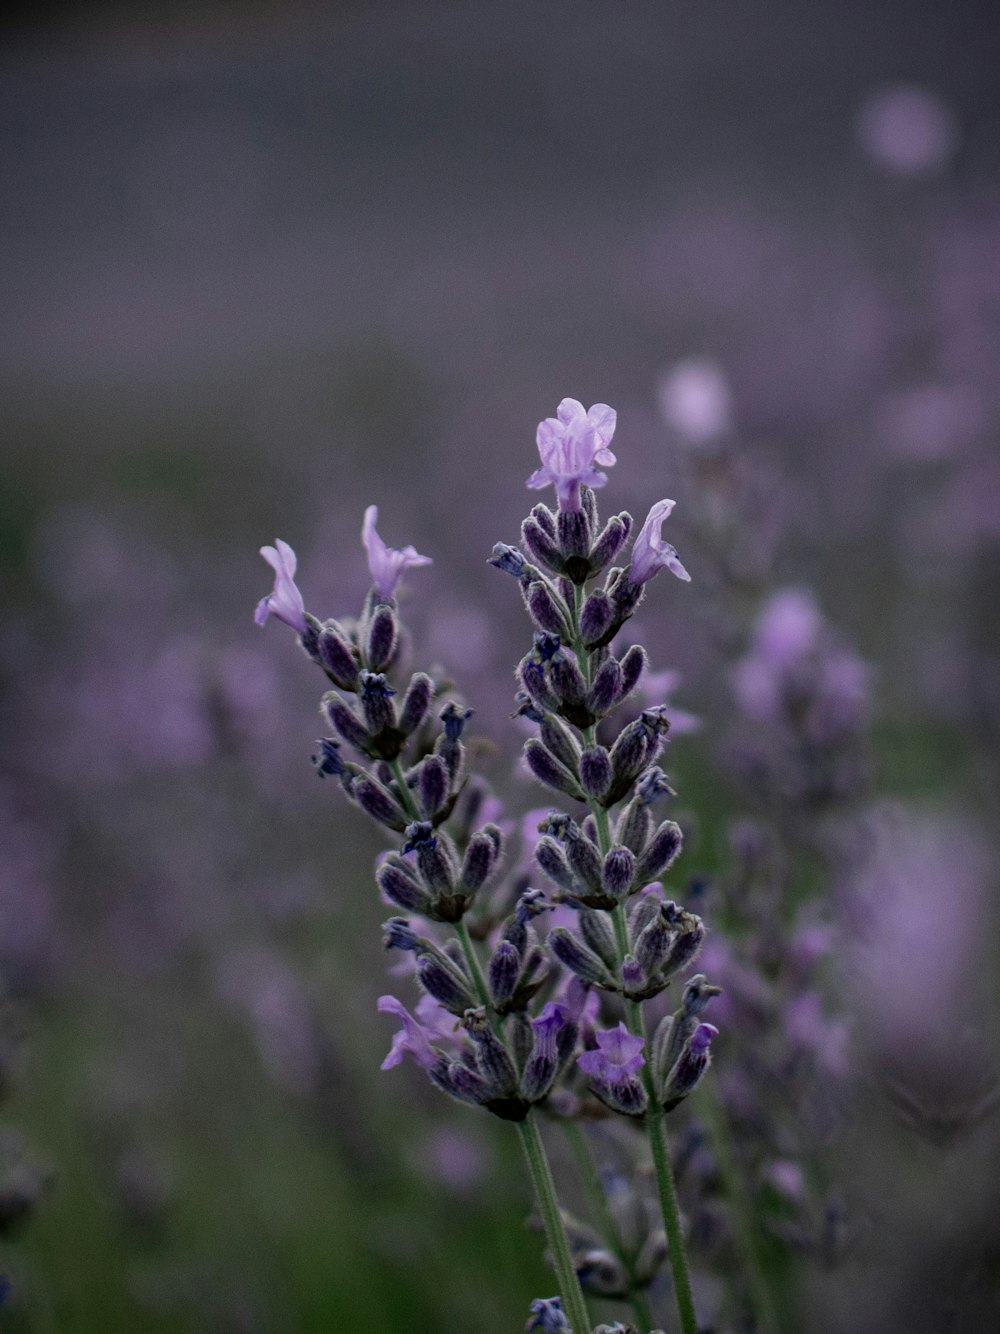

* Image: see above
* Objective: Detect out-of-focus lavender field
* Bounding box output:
[1,2,998,1331]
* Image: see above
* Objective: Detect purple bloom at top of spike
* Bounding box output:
[377,994,439,1070]
[527,398,617,511]
[255,539,308,633]
[577,1021,645,1081]
[362,505,432,601]
[629,500,691,585]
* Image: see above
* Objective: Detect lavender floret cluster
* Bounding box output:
[255,398,721,1333]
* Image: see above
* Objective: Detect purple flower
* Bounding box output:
[254,539,308,633]
[530,1001,571,1061]
[629,500,691,585]
[527,1297,571,1331]
[527,398,617,511]
[362,505,432,601]
[377,994,439,1071]
[577,1021,645,1080]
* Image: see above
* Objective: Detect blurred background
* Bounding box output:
[1,1,998,1331]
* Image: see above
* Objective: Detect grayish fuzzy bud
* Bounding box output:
[458,830,498,895]
[359,671,397,736]
[376,857,431,913]
[414,835,456,899]
[622,954,644,990]
[557,507,592,581]
[587,656,623,717]
[549,651,588,711]
[550,928,616,986]
[397,672,433,736]
[524,739,585,799]
[662,1024,717,1110]
[435,1059,490,1106]
[563,826,604,896]
[588,514,630,576]
[323,692,372,754]
[634,903,678,978]
[635,821,683,885]
[366,604,398,672]
[530,503,557,537]
[540,716,582,774]
[417,754,450,819]
[522,516,563,571]
[510,1012,535,1073]
[629,891,664,939]
[465,1009,519,1098]
[353,776,408,831]
[535,836,576,892]
[619,645,647,698]
[418,955,477,1015]
[527,581,573,639]
[519,655,561,712]
[317,624,359,690]
[580,746,613,802]
[488,542,528,579]
[580,590,613,647]
[616,798,652,856]
[578,908,619,970]
[488,940,521,1007]
[607,719,653,803]
[662,917,705,978]
[602,847,636,901]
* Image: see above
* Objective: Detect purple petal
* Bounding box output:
[256,539,308,633]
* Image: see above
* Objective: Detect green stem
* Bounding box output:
[455,916,491,1011]
[646,1104,699,1334]
[696,1083,784,1334]
[389,756,420,823]
[517,1114,592,1334]
[563,1121,654,1333]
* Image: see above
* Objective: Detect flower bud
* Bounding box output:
[548,650,588,712]
[312,736,347,779]
[521,516,563,572]
[435,1059,490,1106]
[550,928,616,987]
[622,954,644,991]
[366,604,398,672]
[579,590,613,647]
[376,857,431,913]
[524,739,584,799]
[634,903,677,978]
[404,823,455,898]
[489,542,528,579]
[634,820,683,884]
[534,836,576,893]
[317,623,360,690]
[527,581,573,638]
[359,671,397,736]
[556,508,592,582]
[662,1023,718,1110]
[530,503,557,537]
[588,514,631,576]
[464,1009,519,1099]
[619,645,647,698]
[578,908,619,971]
[417,754,450,819]
[526,1297,571,1332]
[488,940,521,1007]
[580,746,612,802]
[662,914,705,978]
[587,656,623,717]
[519,656,561,713]
[616,798,652,855]
[323,692,372,755]
[539,716,582,775]
[397,672,433,735]
[417,955,477,1015]
[459,830,499,896]
[353,776,408,831]
[601,847,636,901]
[521,1002,571,1103]
[562,825,604,897]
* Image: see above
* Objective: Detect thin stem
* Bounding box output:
[646,1104,699,1334]
[517,1114,592,1334]
[696,1083,784,1334]
[455,916,491,1011]
[563,1120,654,1333]
[389,756,420,823]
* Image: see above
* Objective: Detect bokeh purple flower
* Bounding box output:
[630,500,691,584]
[527,398,617,511]
[362,505,433,601]
[254,539,307,633]
[377,994,439,1071]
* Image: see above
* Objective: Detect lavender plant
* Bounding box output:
[255,399,722,1333]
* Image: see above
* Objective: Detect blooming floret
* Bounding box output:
[577,1022,646,1080]
[377,994,439,1070]
[362,505,432,601]
[527,398,617,511]
[254,539,308,632]
[629,500,691,584]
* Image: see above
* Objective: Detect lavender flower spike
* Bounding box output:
[362,505,433,601]
[377,994,438,1071]
[630,500,691,584]
[527,397,617,511]
[255,539,308,632]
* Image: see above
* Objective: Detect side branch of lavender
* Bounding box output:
[255,399,721,1334]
